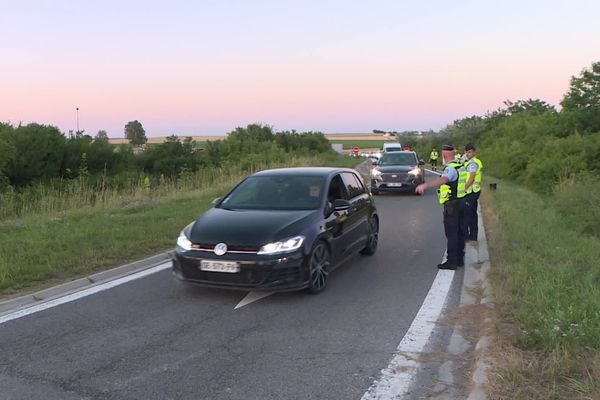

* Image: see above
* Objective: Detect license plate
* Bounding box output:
[200,260,240,273]
[387,183,403,187]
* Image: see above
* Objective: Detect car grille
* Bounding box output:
[196,269,264,285]
[380,173,408,183]
[191,243,259,254]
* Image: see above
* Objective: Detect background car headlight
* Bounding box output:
[176,231,193,251]
[258,236,305,255]
[408,167,422,176]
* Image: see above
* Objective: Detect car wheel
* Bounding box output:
[307,241,330,294]
[371,188,379,195]
[360,215,379,255]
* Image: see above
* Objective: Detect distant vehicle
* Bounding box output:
[382,142,402,152]
[370,151,425,195]
[172,167,379,294]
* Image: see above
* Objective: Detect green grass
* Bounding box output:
[0,155,363,297]
[482,178,600,399]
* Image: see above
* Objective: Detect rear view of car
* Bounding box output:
[370,151,425,195]
[382,142,402,153]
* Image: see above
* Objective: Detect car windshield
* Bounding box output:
[219,175,325,210]
[379,153,417,166]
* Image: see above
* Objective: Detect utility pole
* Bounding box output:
[76,107,80,133]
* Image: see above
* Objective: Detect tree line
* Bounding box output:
[411,61,600,236]
[0,123,333,192]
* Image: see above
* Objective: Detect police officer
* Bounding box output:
[429,149,439,171]
[463,144,483,241]
[416,144,468,270]
[454,150,462,162]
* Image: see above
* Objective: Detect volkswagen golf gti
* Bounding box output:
[172,167,379,294]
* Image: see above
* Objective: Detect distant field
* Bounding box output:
[108,133,395,145]
[109,136,224,144]
[329,140,395,150]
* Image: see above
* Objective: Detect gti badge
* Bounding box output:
[214,243,228,256]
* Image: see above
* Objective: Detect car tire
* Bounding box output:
[307,241,330,294]
[371,189,379,195]
[360,215,379,255]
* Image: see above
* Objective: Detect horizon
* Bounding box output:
[2,1,599,137]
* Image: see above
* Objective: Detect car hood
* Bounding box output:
[377,165,415,173]
[189,208,318,248]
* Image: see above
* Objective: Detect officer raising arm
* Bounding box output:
[416,144,468,270]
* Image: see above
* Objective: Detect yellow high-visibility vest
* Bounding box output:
[438,161,467,204]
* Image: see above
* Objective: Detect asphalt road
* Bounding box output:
[0,171,453,400]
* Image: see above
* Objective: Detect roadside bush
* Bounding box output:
[2,123,67,186]
[552,172,600,238]
[144,135,204,177]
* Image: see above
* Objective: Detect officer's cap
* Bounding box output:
[442,144,454,151]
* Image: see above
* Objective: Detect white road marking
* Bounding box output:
[0,262,171,326]
[361,268,455,400]
[234,291,274,309]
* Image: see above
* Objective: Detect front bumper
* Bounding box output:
[172,250,308,292]
[371,173,423,192]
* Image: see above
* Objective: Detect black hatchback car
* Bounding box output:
[172,167,378,293]
[370,151,425,194]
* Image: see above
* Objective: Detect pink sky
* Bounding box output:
[2,1,599,137]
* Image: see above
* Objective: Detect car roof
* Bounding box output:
[381,151,416,155]
[252,167,355,177]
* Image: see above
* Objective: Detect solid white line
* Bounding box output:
[234,291,274,309]
[361,269,455,400]
[0,262,171,326]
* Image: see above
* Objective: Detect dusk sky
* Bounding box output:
[2,0,599,137]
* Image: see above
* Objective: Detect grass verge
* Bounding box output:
[481,178,600,399]
[0,155,363,298]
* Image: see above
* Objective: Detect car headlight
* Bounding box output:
[408,167,422,176]
[176,231,193,251]
[371,168,382,178]
[258,236,305,255]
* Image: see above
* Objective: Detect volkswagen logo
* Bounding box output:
[214,243,228,256]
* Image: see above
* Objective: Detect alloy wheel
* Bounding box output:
[308,242,330,293]
[361,216,379,255]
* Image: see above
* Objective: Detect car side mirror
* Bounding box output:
[212,197,222,206]
[418,160,425,165]
[331,199,351,211]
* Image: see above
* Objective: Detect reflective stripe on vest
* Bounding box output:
[465,157,483,194]
[437,161,467,204]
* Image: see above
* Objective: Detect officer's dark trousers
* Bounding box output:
[443,198,467,265]
[465,191,480,241]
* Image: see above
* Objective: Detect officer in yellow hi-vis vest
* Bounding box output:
[429,149,439,171]
[416,144,468,270]
[463,143,483,242]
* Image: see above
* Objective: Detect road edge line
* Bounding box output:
[361,268,455,400]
